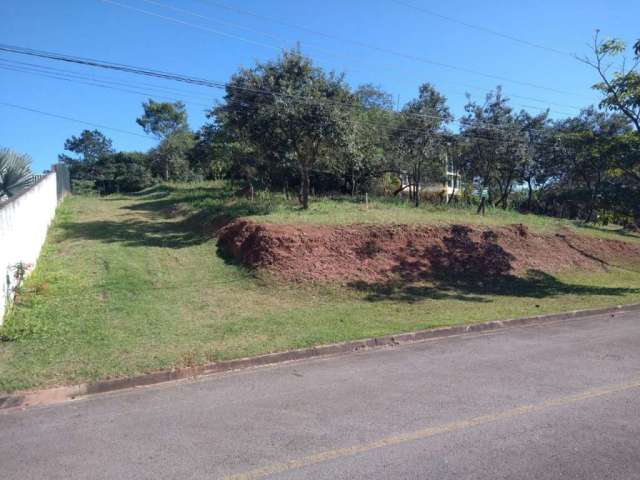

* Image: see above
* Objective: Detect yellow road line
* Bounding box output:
[224,378,640,480]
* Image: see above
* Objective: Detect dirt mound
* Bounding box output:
[217,220,640,283]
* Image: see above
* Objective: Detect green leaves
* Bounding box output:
[596,38,626,56]
[136,99,189,139]
[61,129,114,164]
[585,33,640,133]
[213,49,353,207]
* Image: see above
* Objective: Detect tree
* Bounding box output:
[391,83,452,207]
[136,100,189,139]
[353,83,395,110]
[92,151,153,194]
[515,110,553,210]
[0,148,33,199]
[332,84,396,195]
[58,129,114,180]
[190,124,232,180]
[149,129,196,182]
[137,99,192,181]
[580,32,640,133]
[461,88,527,210]
[214,49,352,209]
[552,107,631,222]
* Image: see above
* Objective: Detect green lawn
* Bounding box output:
[1,182,639,392]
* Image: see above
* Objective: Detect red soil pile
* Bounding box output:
[217,219,640,282]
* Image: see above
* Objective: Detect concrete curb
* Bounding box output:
[2,302,639,411]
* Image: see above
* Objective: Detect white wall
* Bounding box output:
[0,172,61,323]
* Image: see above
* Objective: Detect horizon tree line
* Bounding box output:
[48,33,639,226]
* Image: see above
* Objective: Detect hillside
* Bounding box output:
[2,182,640,392]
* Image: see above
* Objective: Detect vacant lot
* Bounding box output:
[2,182,640,392]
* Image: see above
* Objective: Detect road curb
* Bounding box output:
[2,302,639,411]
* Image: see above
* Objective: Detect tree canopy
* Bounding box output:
[51,38,640,228]
[213,49,353,208]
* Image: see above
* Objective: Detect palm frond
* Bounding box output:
[0,148,34,198]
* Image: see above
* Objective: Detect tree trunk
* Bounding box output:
[351,170,357,196]
[414,164,421,208]
[496,185,512,210]
[301,164,310,210]
[526,178,533,210]
[164,160,170,182]
[477,197,486,215]
[447,177,457,205]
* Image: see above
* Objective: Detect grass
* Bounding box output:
[156,181,640,242]
[1,181,640,392]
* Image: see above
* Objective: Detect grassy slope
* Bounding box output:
[1,182,639,392]
[168,181,640,242]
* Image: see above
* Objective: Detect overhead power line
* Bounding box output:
[99,0,284,53]
[0,55,575,117]
[121,0,583,113]
[0,44,569,138]
[98,0,588,98]
[0,43,228,88]
[388,0,574,56]
[0,66,539,144]
[0,62,213,109]
[0,57,218,101]
[0,68,554,148]
[0,101,154,140]
[193,0,587,97]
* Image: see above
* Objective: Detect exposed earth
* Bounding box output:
[218,220,640,282]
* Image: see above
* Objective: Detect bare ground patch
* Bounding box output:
[218,220,640,283]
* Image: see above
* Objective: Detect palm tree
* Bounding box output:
[0,148,33,199]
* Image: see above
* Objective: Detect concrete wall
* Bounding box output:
[0,165,70,323]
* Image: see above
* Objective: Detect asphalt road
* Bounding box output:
[2,310,640,479]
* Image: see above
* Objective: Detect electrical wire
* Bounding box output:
[0,57,220,101]
[0,56,575,119]
[0,64,566,146]
[0,101,155,140]
[0,44,569,137]
[192,0,588,97]
[388,0,574,56]
[0,64,213,109]
[125,0,585,112]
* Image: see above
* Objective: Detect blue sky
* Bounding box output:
[1,0,638,172]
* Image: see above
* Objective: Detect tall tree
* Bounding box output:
[461,88,526,210]
[137,99,191,181]
[553,107,631,222]
[516,110,553,210]
[214,49,352,209]
[136,100,189,139]
[391,83,452,207]
[333,84,396,195]
[59,129,114,180]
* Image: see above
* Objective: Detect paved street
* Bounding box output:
[2,310,640,479]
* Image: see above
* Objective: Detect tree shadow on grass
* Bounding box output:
[349,224,639,303]
[350,269,639,303]
[576,223,640,241]
[123,186,233,217]
[61,186,271,249]
[59,216,211,249]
